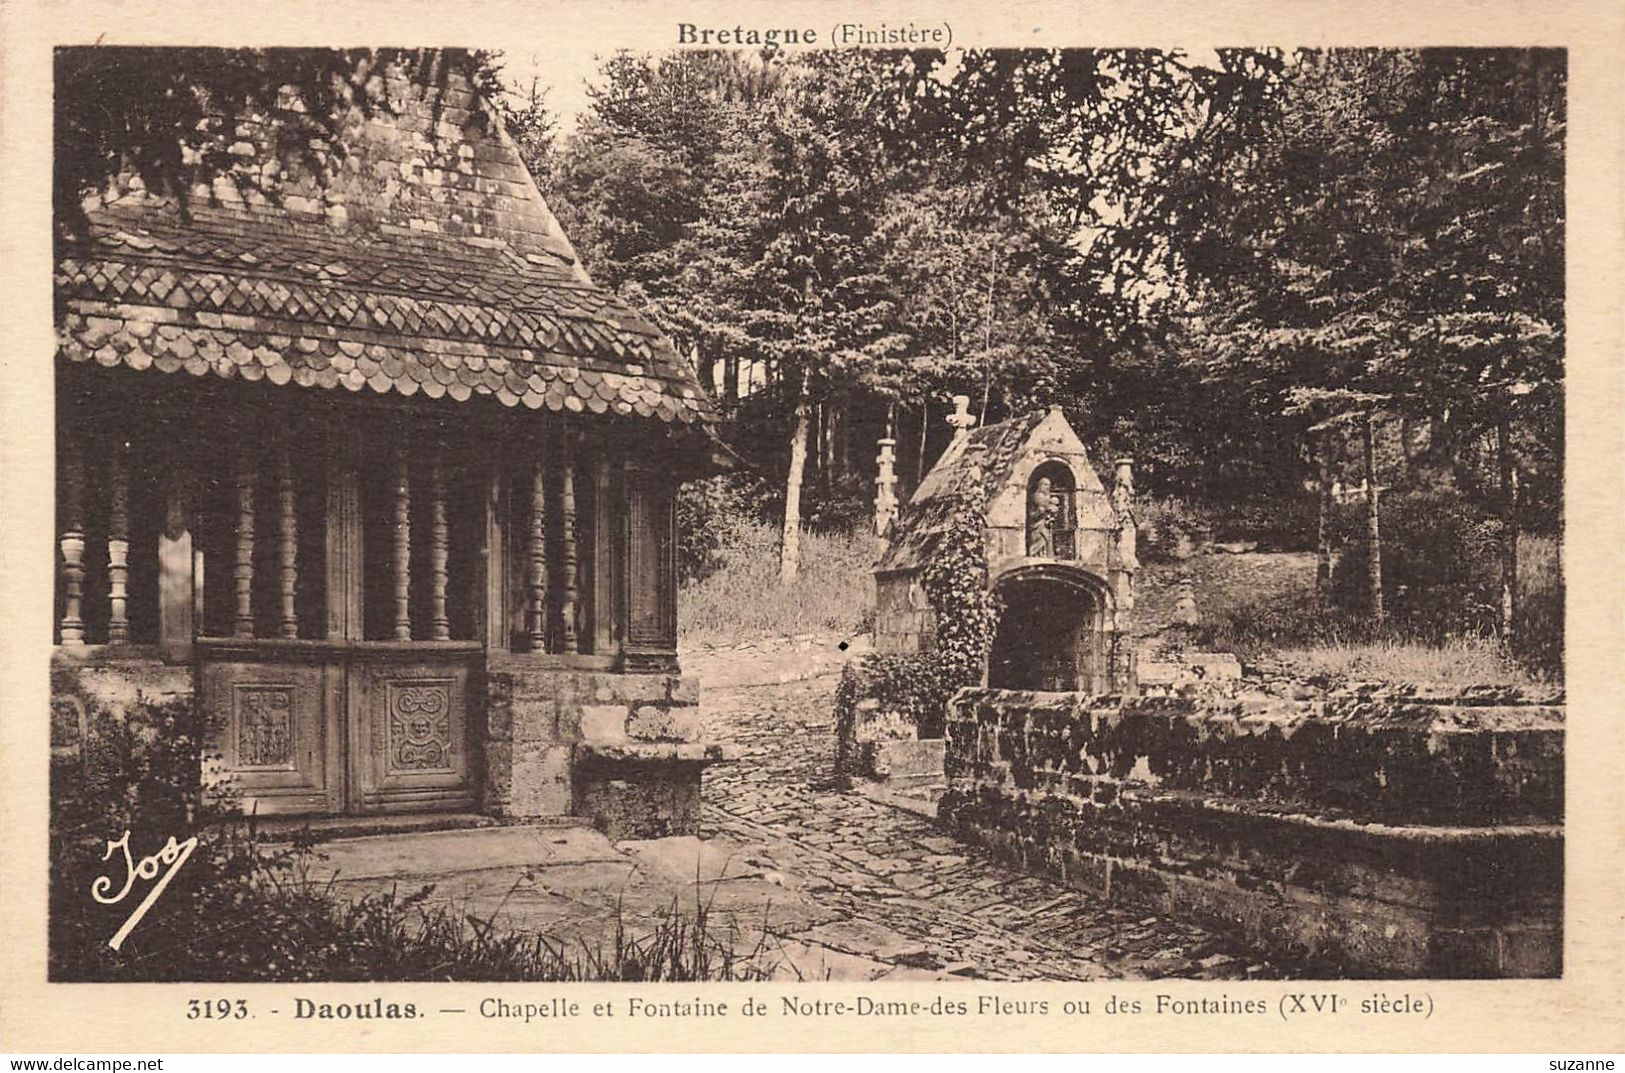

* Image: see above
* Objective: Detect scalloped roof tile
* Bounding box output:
[55,51,713,427]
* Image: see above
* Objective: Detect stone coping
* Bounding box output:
[575,742,733,765]
[945,686,1564,826]
[948,781,1564,847]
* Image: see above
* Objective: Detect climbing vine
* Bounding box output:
[920,489,1002,690]
[834,488,1002,774]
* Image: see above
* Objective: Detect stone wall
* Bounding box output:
[51,649,194,755]
[51,650,724,839]
[873,574,935,657]
[939,685,1563,977]
[483,658,721,839]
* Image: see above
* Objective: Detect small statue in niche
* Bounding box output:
[1027,476,1060,557]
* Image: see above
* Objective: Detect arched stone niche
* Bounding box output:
[1025,459,1077,559]
[987,563,1113,693]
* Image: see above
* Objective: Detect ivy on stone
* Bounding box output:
[834,485,1001,783]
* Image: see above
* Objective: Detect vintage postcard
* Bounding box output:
[1,0,1622,1055]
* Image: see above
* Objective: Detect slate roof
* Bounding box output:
[875,410,1049,575]
[54,52,713,425]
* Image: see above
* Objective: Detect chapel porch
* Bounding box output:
[51,365,713,834]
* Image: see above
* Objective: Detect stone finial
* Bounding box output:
[1113,458,1135,498]
[874,436,899,536]
[946,395,976,442]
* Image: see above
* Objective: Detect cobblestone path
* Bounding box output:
[699,674,1294,982]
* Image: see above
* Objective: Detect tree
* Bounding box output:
[1158,48,1563,626]
[54,47,504,243]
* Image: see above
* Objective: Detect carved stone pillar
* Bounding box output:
[429,450,450,641]
[1171,577,1200,628]
[233,447,256,638]
[392,441,412,641]
[1111,457,1137,617]
[874,436,898,536]
[58,439,86,646]
[277,444,298,639]
[558,432,579,654]
[106,440,130,643]
[526,458,548,653]
[624,462,676,670]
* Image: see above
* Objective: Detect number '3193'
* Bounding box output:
[187,998,249,1019]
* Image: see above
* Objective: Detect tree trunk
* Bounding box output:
[1315,439,1332,596]
[837,400,851,481]
[723,353,739,405]
[1498,417,1519,642]
[817,401,831,498]
[696,346,716,400]
[915,398,929,486]
[1363,411,1384,622]
[779,382,812,584]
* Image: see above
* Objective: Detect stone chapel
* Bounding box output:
[51,49,722,838]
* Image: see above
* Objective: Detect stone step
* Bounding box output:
[249,811,589,845]
[283,823,626,883]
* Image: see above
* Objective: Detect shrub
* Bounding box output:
[1513,533,1563,679]
[1330,485,1503,639]
[1137,496,1316,560]
[1136,497,1214,562]
[1207,497,1317,551]
[48,694,300,981]
[675,474,762,583]
[1262,635,1536,689]
[1193,586,1366,660]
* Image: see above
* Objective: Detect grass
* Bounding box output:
[1264,635,1534,688]
[1140,541,1557,688]
[678,505,1560,685]
[679,521,876,648]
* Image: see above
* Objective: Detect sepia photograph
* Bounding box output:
[42,37,1568,995]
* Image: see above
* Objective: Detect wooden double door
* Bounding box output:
[199,640,480,816]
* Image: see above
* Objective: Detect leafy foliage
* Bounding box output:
[837,490,1000,746]
[1331,485,1508,639]
[53,47,505,242]
[675,474,763,583]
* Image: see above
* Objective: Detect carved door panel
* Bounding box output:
[199,653,343,815]
[347,649,478,813]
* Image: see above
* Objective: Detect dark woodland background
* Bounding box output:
[55,46,1565,674]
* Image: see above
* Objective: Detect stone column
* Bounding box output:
[480,465,508,651]
[1111,457,1137,611]
[558,430,579,654]
[592,455,617,656]
[158,466,194,660]
[526,456,548,653]
[324,428,363,642]
[1171,578,1200,628]
[874,436,898,536]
